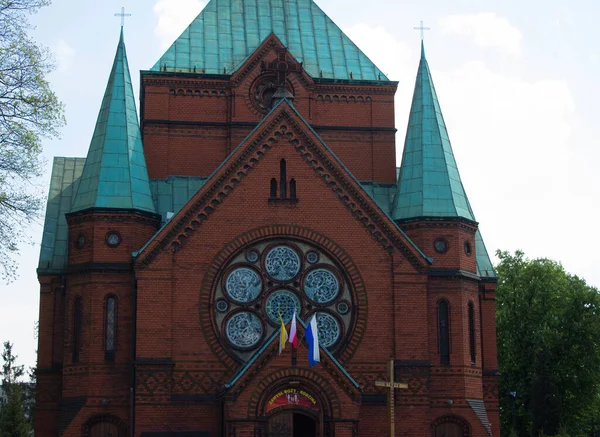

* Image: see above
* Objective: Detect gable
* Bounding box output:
[151,0,388,81]
[134,100,429,273]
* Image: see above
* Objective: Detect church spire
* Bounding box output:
[71,29,156,214]
[392,42,474,221]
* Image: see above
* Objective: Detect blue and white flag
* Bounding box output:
[305,314,320,367]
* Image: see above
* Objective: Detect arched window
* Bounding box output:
[270,178,278,199]
[432,415,470,437]
[468,302,476,364]
[289,178,297,199]
[279,159,287,198]
[83,414,128,437]
[105,296,117,361]
[438,299,450,364]
[73,296,82,363]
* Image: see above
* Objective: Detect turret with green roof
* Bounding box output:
[393,42,496,279]
[71,28,156,214]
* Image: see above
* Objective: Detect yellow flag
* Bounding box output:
[278,313,288,355]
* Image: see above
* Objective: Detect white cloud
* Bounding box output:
[154,0,208,48]
[342,23,588,284]
[439,13,523,57]
[55,39,75,72]
[344,24,413,82]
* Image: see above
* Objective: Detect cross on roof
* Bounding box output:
[114,7,132,28]
[413,20,430,40]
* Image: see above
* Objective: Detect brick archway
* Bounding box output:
[82,414,128,437]
[431,415,470,437]
[199,224,368,368]
[249,368,341,418]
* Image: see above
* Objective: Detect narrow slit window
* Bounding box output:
[468,302,476,364]
[270,178,278,198]
[438,300,450,364]
[105,296,116,361]
[279,159,287,198]
[289,178,297,199]
[72,297,82,363]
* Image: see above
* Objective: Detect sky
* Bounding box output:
[1,0,599,373]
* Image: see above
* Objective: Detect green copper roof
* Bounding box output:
[151,0,388,81]
[71,29,156,214]
[475,230,496,279]
[38,157,85,272]
[392,42,474,221]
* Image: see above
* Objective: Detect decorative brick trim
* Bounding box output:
[230,34,313,89]
[198,225,368,367]
[135,107,428,274]
[430,415,471,437]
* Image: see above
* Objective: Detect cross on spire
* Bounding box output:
[114,7,132,28]
[413,20,430,41]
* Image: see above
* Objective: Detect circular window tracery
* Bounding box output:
[265,246,301,281]
[265,290,301,324]
[304,268,340,303]
[225,312,263,349]
[225,267,262,303]
[316,312,341,348]
[213,239,354,360]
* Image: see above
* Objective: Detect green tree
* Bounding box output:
[496,250,600,436]
[0,341,30,437]
[0,0,65,281]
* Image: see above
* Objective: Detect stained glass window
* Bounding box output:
[225,267,262,302]
[265,246,301,281]
[304,269,339,303]
[316,312,340,348]
[226,312,263,349]
[266,290,301,323]
[105,297,116,360]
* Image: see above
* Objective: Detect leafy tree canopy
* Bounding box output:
[0,0,65,281]
[496,250,600,436]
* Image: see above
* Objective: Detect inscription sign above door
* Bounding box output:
[266,388,319,413]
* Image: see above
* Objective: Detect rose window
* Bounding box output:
[304,269,339,303]
[213,240,354,361]
[226,312,263,349]
[225,267,262,302]
[265,246,301,281]
[266,290,301,324]
[315,312,341,348]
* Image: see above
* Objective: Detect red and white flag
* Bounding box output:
[289,310,298,348]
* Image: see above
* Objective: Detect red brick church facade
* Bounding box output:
[35,2,500,436]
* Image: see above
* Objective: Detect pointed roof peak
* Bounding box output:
[71,27,156,214]
[392,42,474,222]
[150,0,388,81]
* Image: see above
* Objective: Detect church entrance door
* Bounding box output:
[267,410,318,437]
